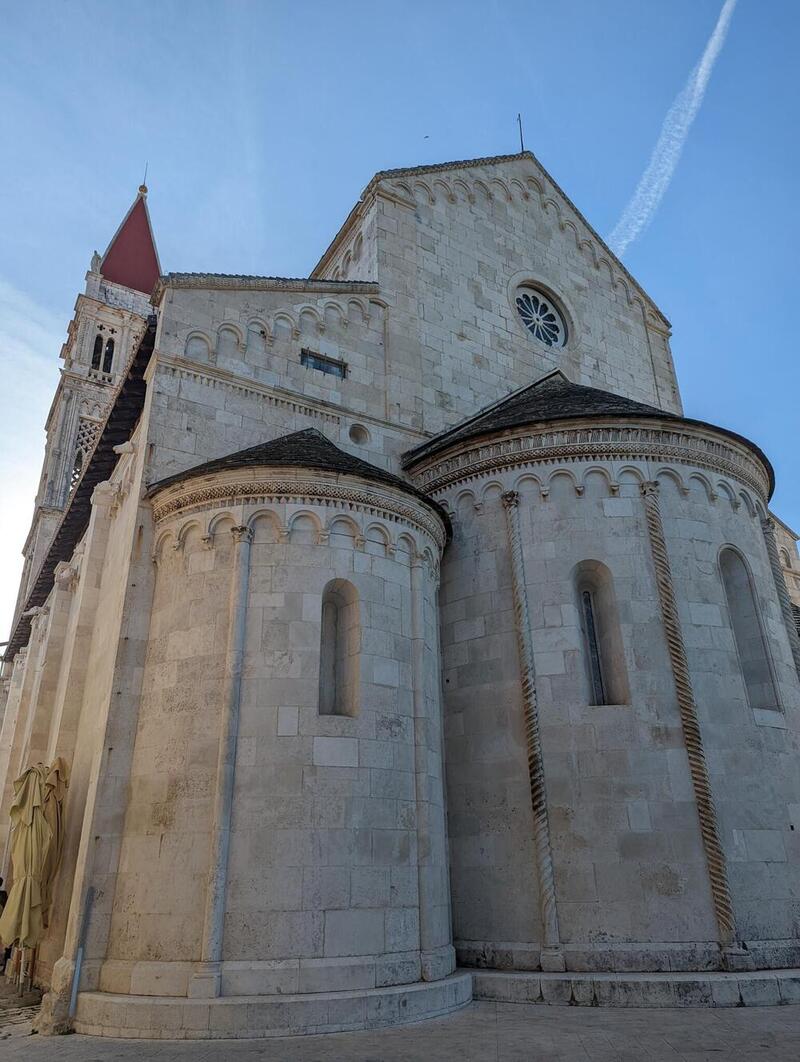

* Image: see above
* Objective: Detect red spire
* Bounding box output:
[99,186,161,295]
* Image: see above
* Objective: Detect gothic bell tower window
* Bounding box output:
[91,334,103,370]
[515,286,568,348]
[103,337,115,374]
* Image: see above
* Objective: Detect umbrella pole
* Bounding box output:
[18,948,25,996]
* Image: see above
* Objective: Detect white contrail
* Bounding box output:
[607,0,737,258]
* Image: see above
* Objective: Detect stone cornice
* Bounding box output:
[409,419,771,503]
[152,274,379,306]
[150,469,447,550]
[153,355,429,444]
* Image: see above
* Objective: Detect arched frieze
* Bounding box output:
[410,422,770,502]
[687,472,717,503]
[508,472,544,504]
[183,330,213,362]
[151,477,447,553]
[216,323,244,358]
[288,510,323,544]
[473,178,492,201]
[297,306,324,335]
[716,480,740,511]
[490,177,512,201]
[364,521,394,557]
[247,508,283,543]
[654,467,690,497]
[327,514,362,548]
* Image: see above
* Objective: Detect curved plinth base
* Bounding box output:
[73,972,472,1039]
[473,968,800,1007]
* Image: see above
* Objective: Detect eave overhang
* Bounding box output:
[4,315,158,662]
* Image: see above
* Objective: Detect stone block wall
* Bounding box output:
[416,426,800,973]
[99,468,453,997]
[366,157,680,435]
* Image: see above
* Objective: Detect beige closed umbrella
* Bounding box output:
[41,757,69,928]
[0,764,52,948]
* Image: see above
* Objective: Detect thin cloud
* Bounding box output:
[607,0,737,258]
[0,279,63,638]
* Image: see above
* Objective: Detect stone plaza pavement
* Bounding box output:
[4,1001,800,1061]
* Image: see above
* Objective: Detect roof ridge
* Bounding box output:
[370,151,530,182]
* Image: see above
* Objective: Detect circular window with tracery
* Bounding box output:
[515,287,568,348]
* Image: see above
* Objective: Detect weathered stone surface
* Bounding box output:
[3,152,800,1043]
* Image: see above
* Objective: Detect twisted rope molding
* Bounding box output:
[761,518,800,682]
[412,425,769,502]
[501,490,564,971]
[640,481,736,945]
[151,477,447,550]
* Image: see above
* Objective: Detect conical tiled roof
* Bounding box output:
[403,371,773,493]
[148,429,448,518]
[100,188,161,295]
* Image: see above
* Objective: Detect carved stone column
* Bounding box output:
[761,517,800,682]
[191,524,253,998]
[640,481,737,953]
[501,491,564,971]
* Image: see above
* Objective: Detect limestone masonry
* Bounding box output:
[3,152,800,1038]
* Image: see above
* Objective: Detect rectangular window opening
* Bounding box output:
[301,348,347,379]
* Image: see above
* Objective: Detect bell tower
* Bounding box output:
[11,186,160,626]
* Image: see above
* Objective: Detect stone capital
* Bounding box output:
[230,525,254,545]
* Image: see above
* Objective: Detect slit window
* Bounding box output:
[319,579,360,717]
[719,547,779,711]
[581,589,606,705]
[301,349,347,379]
[574,560,629,706]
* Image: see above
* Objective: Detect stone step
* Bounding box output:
[472,968,800,1008]
[74,971,473,1039]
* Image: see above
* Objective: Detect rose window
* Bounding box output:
[515,288,568,347]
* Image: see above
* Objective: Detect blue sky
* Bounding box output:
[1,0,798,638]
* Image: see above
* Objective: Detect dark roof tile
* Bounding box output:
[148,429,450,528]
[403,371,774,494]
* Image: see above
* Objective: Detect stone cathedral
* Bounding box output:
[3,152,800,1039]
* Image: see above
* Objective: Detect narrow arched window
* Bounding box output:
[102,337,115,374]
[574,560,629,706]
[91,334,103,370]
[719,547,779,711]
[319,579,360,717]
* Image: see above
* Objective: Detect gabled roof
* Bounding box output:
[147,428,449,525]
[100,187,161,295]
[311,151,668,325]
[403,370,774,494]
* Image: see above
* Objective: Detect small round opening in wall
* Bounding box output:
[349,423,370,446]
[515,286,568,348]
